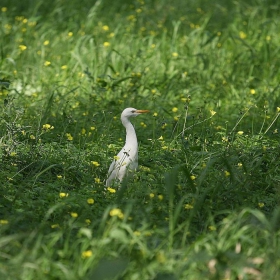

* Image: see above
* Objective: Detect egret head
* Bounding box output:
[121,107,149,118]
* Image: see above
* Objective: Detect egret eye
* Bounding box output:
[131,110,136,113]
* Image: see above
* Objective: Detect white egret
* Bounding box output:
[106,107,149,187]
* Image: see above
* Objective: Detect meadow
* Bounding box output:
[0,0,280,279]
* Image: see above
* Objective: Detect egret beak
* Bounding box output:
[136,110,149,114]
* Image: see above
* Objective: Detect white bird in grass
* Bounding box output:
[106,107,149,187]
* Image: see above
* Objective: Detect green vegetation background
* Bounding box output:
[1,0,280,279]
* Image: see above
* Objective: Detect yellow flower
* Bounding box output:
[250,89,256,94]
[113,156,120,160]
[10,152,16,157]
[266,35,271,41]
[172,107,178,113]
[103,42,110,47]
[172,52,178,58]
[190,175,196,180]
[277,107,280,112]
[0,220,8,224]
[109,208,124,219]
[42,124,54,130]
[30,135,35,139]
[185,204,193,209]
[90,126,96,130]
[87,198,94,204]
[71,212,78,218]
[237,131,244,135]
[94,178,101,183]
[91,161,100,167]
[1,7,8,12]
[19,45,27,51]
[107,187,116,193]
[210,110,216,116]
[81,128,86,135]
[82,250,92,258]
[66,133,73,141]
[85,219,91,225]
[140,122,147,128]
[149,193,155,198]
[102,25,109,31]
[68,32,73,37]
[43,40,49,46]
[238,163,243,167]
[44,61,51,66]
[162,123,167,129]
[59,192,68,198]
[61,65,67,70]
[239,31,247,39]
[258,202,264,208]
[224,171,230,177]
[222,136,228,142]
[153,112,158,117]
[158,194,164,201]
[158,136,164,141]
[151,44,156,48]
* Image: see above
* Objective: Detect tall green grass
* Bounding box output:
[1,0,280,279]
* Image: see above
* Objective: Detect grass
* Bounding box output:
[1,0,280,279]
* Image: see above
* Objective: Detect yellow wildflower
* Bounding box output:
[59,192,68,198]
[109,208,124,219]
[70,212,78,218]
[102,25,109,31]
[210,110,216,116]
[85,219,91,225]
[107,187,116,193]
[239,31,247,39]
[87,198,94,204]
[91,161,100,167]
[19,45,27,51]
[224,171,230,177]
[82,250,92,258]
[66,133,73,141]
[149,193,155,198]
[103,42,110,47]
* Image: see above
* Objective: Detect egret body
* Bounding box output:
[106,107,149,187]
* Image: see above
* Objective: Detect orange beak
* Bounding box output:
[136,110,149,114]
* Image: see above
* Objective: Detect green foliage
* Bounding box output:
[1,0,280,279]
